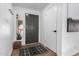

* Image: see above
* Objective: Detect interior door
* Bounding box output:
[43,5,58,52]
[25,14,39,44]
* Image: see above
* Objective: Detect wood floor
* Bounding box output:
[73,52,79,56]
[11,43,57,56]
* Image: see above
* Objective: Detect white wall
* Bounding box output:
[40,4,62,55]
[68,3,79,19]
[0,3,13,56]
[13,5,40,45]
[56,4,63,56]
[62,3,79,56]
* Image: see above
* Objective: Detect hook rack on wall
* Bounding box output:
[9,9,14,15]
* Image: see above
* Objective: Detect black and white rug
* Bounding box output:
[19,45,48,56]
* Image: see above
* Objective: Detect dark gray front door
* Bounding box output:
[25,14,39,44]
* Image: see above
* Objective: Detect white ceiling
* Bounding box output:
[13,3,49,11]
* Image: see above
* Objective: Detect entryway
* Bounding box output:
[12,3,59,56]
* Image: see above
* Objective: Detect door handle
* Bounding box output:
[53,30,57,32]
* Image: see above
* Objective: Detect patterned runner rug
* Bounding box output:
[19,45,48,56]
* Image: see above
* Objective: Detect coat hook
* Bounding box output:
[9,9,14,15]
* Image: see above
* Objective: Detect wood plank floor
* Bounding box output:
[73,52,79,56]
[11,43,57,56]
